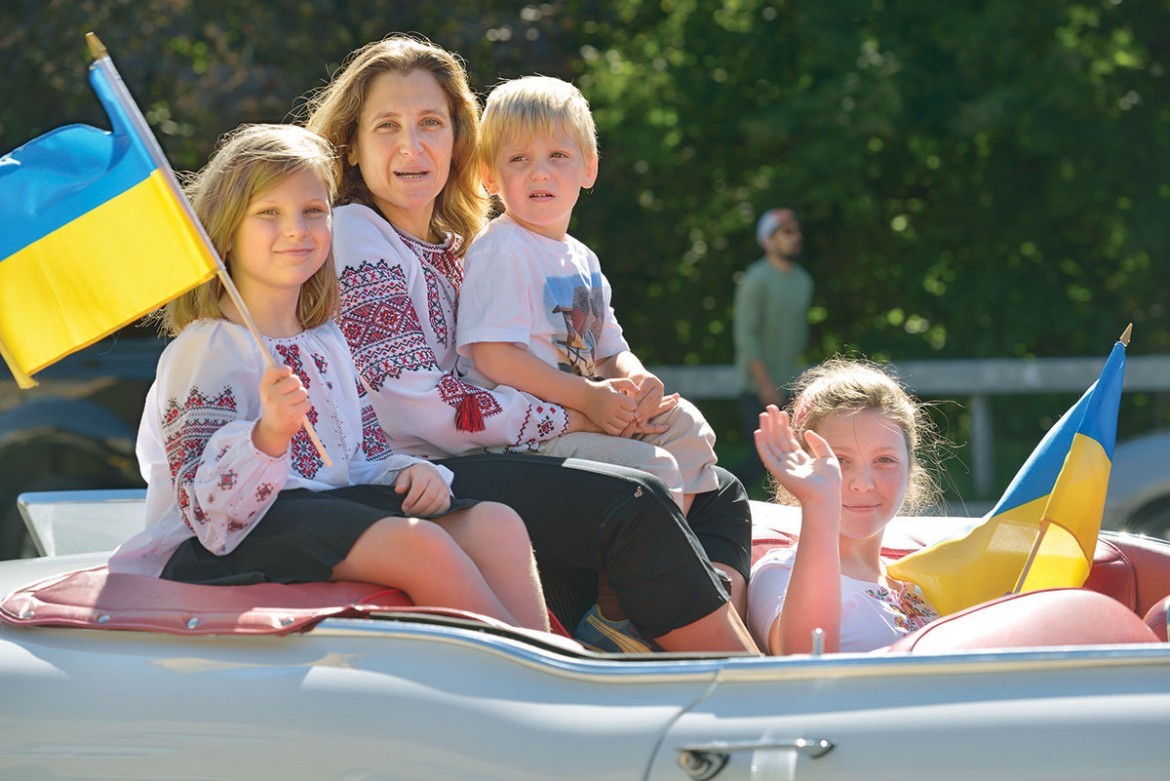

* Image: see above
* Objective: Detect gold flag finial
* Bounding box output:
[86,32,108,61]
[1120,323,1133,347]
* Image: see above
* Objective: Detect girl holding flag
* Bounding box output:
[108,123,550,634]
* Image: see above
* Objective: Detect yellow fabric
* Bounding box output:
[0,170,217,387]
[888,433,1110,615]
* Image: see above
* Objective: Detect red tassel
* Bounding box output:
[456,394,486,432]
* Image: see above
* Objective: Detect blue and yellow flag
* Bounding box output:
[888,333,1127,615]
[0,61,217,388]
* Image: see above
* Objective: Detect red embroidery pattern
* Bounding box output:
[394,227,461,348]
[356,379,393,460]
[162,387,239,530]
[337,260,440,389]
[513,403,566,450]
[437,373,503,432]
[536,406,559,438]
[394,226,464,287]
[420,264,452,349]
[273,342,325,479]
[313,352,333,389]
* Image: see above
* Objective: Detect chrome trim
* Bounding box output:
[310,616,1170,684]
[678,739,835,780]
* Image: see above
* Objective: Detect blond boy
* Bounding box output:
[456,76,719,512]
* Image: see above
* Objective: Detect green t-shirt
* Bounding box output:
[733,258,814,395]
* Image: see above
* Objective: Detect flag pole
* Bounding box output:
[1010,323,1132,594]
[85,33,331,466]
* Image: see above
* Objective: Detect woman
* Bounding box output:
[303,35,756,653]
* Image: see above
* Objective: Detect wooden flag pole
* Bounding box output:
[85,33,331,466]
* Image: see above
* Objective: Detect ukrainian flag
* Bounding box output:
[888,333,1127,615]
[0,61,217,388]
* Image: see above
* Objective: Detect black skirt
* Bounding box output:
[161,484,479,586]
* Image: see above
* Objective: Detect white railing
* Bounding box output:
[651,356,1170,499]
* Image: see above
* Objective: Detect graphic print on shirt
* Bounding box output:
[337,260,440,389]
[866,583,939,633]
[274,343,325,480]
[545,272,606,377]
[162,386,239,532]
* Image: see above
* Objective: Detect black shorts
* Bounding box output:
[436,453,750,638]
[161,484,478,586]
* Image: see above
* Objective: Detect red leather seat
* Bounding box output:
[886,588,1159,652]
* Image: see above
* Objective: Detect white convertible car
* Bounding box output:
[2,490,1169,781]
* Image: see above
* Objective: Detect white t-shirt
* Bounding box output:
[748,547,939,653]
[456,213,630,385]
[108,319,441,577]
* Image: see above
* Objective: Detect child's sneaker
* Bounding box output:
[574,604,661,653]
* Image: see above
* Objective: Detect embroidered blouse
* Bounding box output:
[332,203,569,458]
[108,319,442,577]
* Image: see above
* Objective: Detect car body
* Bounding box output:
[1,491,1169,781]
[1107,428,1170,539]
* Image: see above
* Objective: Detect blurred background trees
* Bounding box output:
[4,0,1167,499]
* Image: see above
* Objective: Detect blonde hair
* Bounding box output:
[479,75,598,174]
[303,34,487,255]
[785,357,942,515]
[155,124,339,337]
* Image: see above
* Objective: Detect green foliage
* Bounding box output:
[3,0,1168,500]
[572,0,1170,364]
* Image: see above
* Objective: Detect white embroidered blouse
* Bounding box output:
[108,319,443,577]
[332,204,569,457]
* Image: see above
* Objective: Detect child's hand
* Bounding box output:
[754,405,842,510]
[626,371,666,425]
[618,393,680,438]
[253,364,311,457]
[394,462,452,517]
[582,378,638,435]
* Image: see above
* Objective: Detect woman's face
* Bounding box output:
[347,68,454,240]
[815,408,910,541]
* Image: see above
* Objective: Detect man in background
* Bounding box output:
[731,207,814,490]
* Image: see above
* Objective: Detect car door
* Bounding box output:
[647,647,1170,781]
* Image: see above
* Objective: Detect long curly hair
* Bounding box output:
[302,34,488,255]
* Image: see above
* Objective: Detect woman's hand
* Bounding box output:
[754,405,841,510]
[565,408,603,434]
[395,462,452,517]
[253,364,311,457]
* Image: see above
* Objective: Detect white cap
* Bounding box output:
[756,208,791,248]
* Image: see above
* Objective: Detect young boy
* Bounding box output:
[456,76,719,514]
